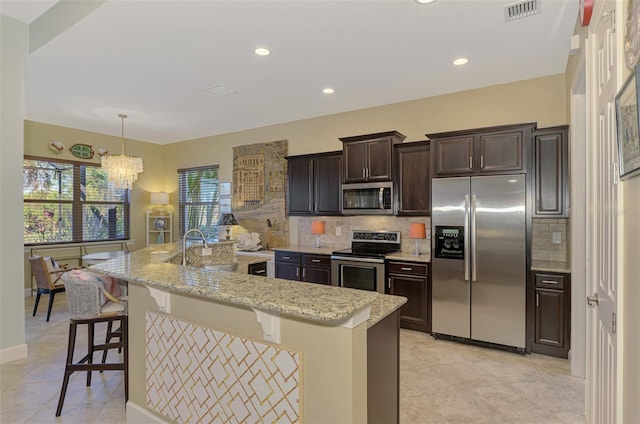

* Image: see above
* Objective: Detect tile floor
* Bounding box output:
[1,295,585,423]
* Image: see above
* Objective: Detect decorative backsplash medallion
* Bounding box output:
[146,312,301,423]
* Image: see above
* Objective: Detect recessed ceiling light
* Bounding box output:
[453,58,469,66]
[322,88,334,94]
[254,47,271,56]
[415,0,436,4]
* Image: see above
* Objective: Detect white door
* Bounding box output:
[585,2,620,422]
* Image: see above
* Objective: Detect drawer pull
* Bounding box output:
[282,256,290,260]
[401,267,413,271]
[541,280,559,284]
[311,259,320,263]
[254,269,266,274]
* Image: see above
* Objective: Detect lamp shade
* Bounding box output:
[311,221,326,235]
[219,213,238,225]
[150,192,169,205]
[409,223,426,239]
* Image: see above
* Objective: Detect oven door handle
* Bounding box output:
[331,255,385,264]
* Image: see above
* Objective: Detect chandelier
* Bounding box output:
[101,113,143,190]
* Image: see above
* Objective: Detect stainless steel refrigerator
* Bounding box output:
[431,174,526,349]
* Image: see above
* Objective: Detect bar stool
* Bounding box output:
[56,270,128,417]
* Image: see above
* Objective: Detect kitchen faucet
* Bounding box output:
[182,228,209,266]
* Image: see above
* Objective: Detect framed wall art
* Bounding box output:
[615,64,640,179]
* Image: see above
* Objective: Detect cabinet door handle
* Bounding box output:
[311,259,320,263]
[536,293,539,307]
[282,256,290,260]
[388,277,391,290]
[541,280,558,284]
[362,168,366,179]
[401,267,413,271]
[470,156,473,169]
[480,155,484,169]
[366,168,370,178]
[302,268,306,279]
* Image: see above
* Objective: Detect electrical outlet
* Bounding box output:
[552,232,561,244]
[335,227,341,236]
[202,247,212,256]
[426,229,431,240]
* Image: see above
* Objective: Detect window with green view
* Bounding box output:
[23,157,130,245]
[178,165,220,241]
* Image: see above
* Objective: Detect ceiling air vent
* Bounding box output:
[504,0,540,22]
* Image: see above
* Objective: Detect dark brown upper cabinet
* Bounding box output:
[427,123,534,177]
[340,131,405,183]
[286,151,342,216]
[533,126,569,217]
[395,141,431,216]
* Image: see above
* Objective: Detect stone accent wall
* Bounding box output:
[531,218,570,264]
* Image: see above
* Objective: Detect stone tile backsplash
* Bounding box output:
[297,216,432,256]
[531,218,570,264]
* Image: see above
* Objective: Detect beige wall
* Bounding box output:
[1,15,28,359]
[22,75,568,285]
[163,74,568,240]
[24,120,167,252]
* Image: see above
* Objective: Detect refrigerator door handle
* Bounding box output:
[471,194,477,282]
[464,194,470,282]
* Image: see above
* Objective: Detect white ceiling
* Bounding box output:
[6,0,579,144]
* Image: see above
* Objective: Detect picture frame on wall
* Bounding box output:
[615,64,640,179]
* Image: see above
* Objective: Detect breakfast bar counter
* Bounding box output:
[89,243,406,424]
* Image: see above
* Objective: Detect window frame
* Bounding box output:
[23,155,131,246]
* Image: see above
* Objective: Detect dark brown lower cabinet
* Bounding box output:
[387,260,431,333]
[368,309,399,423]
[532,272,570,358]
[275,250,331,285]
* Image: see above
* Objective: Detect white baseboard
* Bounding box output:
[126,401,169,424]
[0,343,27,364]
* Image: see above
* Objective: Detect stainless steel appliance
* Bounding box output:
[431,175,526,349]
[331,230,400,294]
[341,182,394,215]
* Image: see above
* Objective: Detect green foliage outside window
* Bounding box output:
[23,158,130,245]
[178,166,220,240]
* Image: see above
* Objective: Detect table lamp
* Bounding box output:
[409,222,427,256]
[311,221,325,248]
[219,213,238,240]
[150,192,169,213]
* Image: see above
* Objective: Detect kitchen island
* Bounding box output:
[89,243,406,423]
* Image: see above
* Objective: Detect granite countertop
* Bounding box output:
[89,243,406,326]
[273,246,338,255]
[385,251,430,263]
[531,260,571,274]
[274,245,431,262]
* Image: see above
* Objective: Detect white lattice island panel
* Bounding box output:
[146,312,301,423]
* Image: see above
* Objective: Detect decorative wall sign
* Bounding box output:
[48,140,65,154]
[232,140,288,248]
[69,143,94,159]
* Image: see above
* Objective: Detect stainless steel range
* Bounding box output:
[331,230,401,294]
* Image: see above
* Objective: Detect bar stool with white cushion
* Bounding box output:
[56,269,128,417]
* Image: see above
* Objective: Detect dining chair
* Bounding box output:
[29,255,69,322]
[56,269,128,417]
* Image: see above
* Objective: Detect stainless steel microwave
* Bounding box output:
[341,182,394,215]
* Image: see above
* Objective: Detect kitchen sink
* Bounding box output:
[204,263,238,272]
